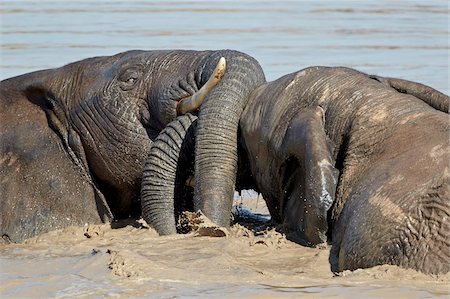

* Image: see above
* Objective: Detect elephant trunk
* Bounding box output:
[141,114,197,235]
[194,51,265,227]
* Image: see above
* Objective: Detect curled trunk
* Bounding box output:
[141,114,197,235]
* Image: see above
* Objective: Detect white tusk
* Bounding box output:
[177,57,226,115]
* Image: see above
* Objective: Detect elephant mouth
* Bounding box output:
[143,121,160,141]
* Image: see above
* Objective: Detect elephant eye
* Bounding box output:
[126,77,136,84]
[118,69,140,90]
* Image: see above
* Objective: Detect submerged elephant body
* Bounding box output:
[239,67,449,274]
[0,49,265,242]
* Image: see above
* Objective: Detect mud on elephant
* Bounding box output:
[0,49,265,242]
[240,67,449,275]
[143,66,449,275]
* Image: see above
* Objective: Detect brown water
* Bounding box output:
[1,0,449,297]
[1,195,449,298]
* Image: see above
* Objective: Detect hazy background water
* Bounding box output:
[1,0,448,95]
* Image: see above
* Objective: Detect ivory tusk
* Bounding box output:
[177,57,226,115]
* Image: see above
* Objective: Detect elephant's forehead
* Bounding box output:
[109,51,150,68]
[107,50,205,76]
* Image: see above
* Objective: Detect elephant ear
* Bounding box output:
[23,77,114,221]
[369,75,449,113]
[141,114,197,235]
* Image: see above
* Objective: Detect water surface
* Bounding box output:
[1,0,448,94]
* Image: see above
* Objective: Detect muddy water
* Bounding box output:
[1,0,449,298]
[1,195,449,298]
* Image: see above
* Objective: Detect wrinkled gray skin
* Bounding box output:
[0,49,265,242]
[140,56,265,232]
[141,112,255,234]
[145,66,449,275]
[241,96,338,247]
[242,67,450,274]
[141,113,198,235]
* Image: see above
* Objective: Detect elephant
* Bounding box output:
[142,66,449,275]
[239,67,449,275]
[0,49,265,243]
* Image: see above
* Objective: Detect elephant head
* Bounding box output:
[1,50,264,234]
[243,67,450,274]
[238,76,339,246]
[16,50,224,217]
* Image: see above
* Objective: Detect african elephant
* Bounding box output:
[0,49,265,242]
[239,67,449,275]
[143,66,449,274]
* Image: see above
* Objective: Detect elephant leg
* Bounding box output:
[141,114,197,235]
[281,106,339,245]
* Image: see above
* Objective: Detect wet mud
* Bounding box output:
[1,196,448,298]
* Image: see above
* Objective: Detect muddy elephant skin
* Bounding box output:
[239,66,449,274]
[0,49,265,242]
